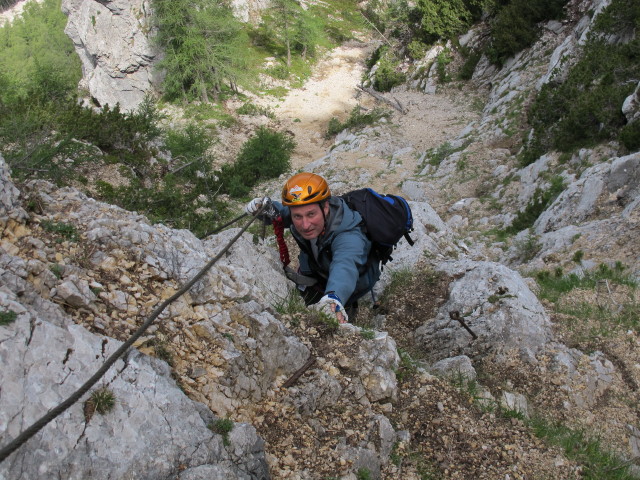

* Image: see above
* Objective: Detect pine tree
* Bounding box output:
[152,0,249,102]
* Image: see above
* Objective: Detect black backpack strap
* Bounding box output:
[404,232,415,246]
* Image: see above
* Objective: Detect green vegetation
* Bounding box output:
[152,0,252,102]
[273,288,308,316]
[356,467,372,480]
[50,264,64,279]
[326,106,391,138]
[435,48,453,83]
[250,0,364,83]
[0,0,81,104]
[534,262,637,303]
[209,417,234,446]
[0,310,18,326]
[236,102,275,118]
[420,141,470,169]
[457,371,639,479]
[41,221,80,243]
[521,0,640,165]
[530,417,638,480]
[360,327,376,340]
[379,267,415,304]
[486,0,567,66]
[395,348,420,382]
[89,387,116,415]
[512,230,542,262]
[505,175,564,234]
[371,47,407,92]
[218,126,295,197]
[41,221,78,241]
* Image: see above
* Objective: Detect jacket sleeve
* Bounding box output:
[324,228,371,304]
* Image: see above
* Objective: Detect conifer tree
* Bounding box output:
[152,0,249,102]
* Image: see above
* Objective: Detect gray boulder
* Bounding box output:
[415,259,553,363]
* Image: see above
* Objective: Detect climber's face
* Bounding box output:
[290,202,329,240]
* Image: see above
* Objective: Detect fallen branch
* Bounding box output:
[357,86,407,114]
[282,356,316,388]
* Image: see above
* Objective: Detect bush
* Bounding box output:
[326,106,390,137]
[436,48,453,83]
[506,175,564,234]
[416,0,473,44]
[522,0,639,160]
[458,49,482,80]
[619,120,640,152]
[373,55,406,92]
[486,0,568,66]
[0,310,18,326]
[209,418,234,446]
[218,126,295,197]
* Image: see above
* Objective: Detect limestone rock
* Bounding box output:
[0,293,268,479]
[416,259,553,363]
[62,0,162,113]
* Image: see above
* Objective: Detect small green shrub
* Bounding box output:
[423,141,467,168]
[273,288,307,315]
[619,120,640,152]
[407,40,428,60]
[458,49,482,80]
[436,48,453,83]
[0,310,18,326]
[360,328,376,340]
[326,106,390,138]
[373,55,406,92]
[218,126,294,197]
[512,231,542,262]
[89,387,116,414]
[236,102,275,118]
[356,467,372,480]
[209,417,234,446]
[41,221,79,242]
[50,264,64,279]
[395,348,419,382]
[505,176,565,234]
[572,250,584,264]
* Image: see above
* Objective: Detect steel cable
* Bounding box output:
[0,211,259,464]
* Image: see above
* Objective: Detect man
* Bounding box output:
[245,172,381,324]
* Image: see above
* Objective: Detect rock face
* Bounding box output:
[0,310,268,480]
[415,259,553,363]
[0,157,272,479]
[61,0,162,112]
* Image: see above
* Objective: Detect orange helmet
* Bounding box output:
[281,172,331,206]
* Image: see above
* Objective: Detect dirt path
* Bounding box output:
[262,40,483,198]
[268,40,375,168]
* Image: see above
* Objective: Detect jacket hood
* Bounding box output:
[319,196,362,246]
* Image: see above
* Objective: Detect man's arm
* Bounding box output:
[324,229,371,304]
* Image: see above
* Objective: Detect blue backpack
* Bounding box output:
[341,188,415,265]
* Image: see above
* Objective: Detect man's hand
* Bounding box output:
[244,197,271,215]
[315,293,348,324]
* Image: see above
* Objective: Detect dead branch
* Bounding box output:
[357,86,407,114]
